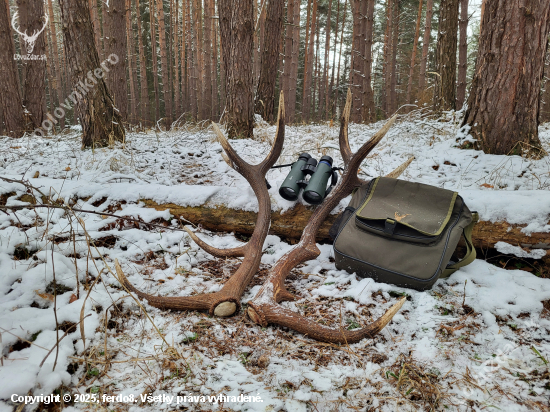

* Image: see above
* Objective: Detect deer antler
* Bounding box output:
[247,89,407,343]
[11,11,48,54]
[116,92,286,317]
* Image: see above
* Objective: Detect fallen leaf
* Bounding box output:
[36,291,54,302]
[69,294,78,303]
[33,171,40,178]
[480,183,494,189]
[158,279,165,284]
[65,166,71,171]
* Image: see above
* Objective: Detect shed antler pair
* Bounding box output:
[117,90,408,343]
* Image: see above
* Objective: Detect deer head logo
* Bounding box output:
[11,11,49,55]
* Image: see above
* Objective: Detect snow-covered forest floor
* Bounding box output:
[1,113,550,411]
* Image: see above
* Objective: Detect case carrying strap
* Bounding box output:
[441,212,479,278]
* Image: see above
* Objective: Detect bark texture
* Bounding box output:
[462,0,550,155]
[456,0,468,110]
[17,0,47,129]
[58,0,125,147]
[157,0,172,125]
[219,0,255,139]
[135,0,150,124]
[255,0,284,122]
[406,0,423,107]
[0,0,26,137]
[433,0,459,111]
[104,0,128,122]
[417,0,434,97]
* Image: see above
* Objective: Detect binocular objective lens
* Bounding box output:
[303,191,322,205]
[279,187,298,201]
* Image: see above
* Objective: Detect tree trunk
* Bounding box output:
[254,0,284,122]
[212,3,219,118]
[390,0,399,114]
[362,0,375,123]
[150,0,161,120]
[193,0,203,120]
[289,0,300,123]
[17,0,47,129]
[406,0,422,108]
[350,0,364,122]
[173,0,180,119]
[433,0,459,112]
[335,0,347,114]
[282,0,293,123]
[541,49,550,123]
[417,0,433,99]
[135,0,150,125]
[125,0,137,124]
[203,0,213,120]
[58,0,125,147]
[302,0,317,123]
[219,0,254,139]
[383,0,393,116]
[320,0,332,121]
[156,0,172,126]
[88,0,101,58]
[47,0,65,129]
[0,0,26,137]
[462,0,549,156]
[329,0,340,119]
[456,0,468,111]
[188,0,197,119]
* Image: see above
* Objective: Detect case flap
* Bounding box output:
[356,177,457,236]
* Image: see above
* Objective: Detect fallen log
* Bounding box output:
[142,199,550,262]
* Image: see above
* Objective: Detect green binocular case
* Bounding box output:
[331,177,478,291]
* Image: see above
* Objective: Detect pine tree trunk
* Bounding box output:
[212,3,219,118]
[193,0,203,120]
[282,0,293,122]
[16,0,47,129]
[156,0,172,125]
[406,0,422,108]
[150,0,161,120]
[135,0,150,125]
[383,0,393,116]
[462,0,549,155]
[219,0,254,138]
[173,0,180,118]
[101,0,109,65]
[334,0,347,114]
[541,50,550,123]
[350,0,364,122]
[456,0,468,110]
[433,0,459,112]
[203,0,213,120]
[302,0,317,123]
[329,0,340,118]
[362,0,375,123]
[126,0,137,124]
[181,0,188,115]
[255,0,284,122]
[187,0,197,119]
[390,0,399,114]
[88,0,101,58]
[320,0,332,121]
[289,0,300,123]
[0,0,25,137]
[47,0,65,129]
[417,0,433,98]
[58,0,125,147]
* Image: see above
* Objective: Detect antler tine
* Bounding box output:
[249,296,406,344]
[11,12,24,36]
[259,91,286,174]
[247,105,405,343]
[338,89,353,164]
[183,226,247,258]
[386,156,415,179]
[118,96,286,318]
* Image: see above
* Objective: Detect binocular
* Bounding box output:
[279,153,338,205]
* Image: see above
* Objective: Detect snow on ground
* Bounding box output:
[0,115,549,411]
